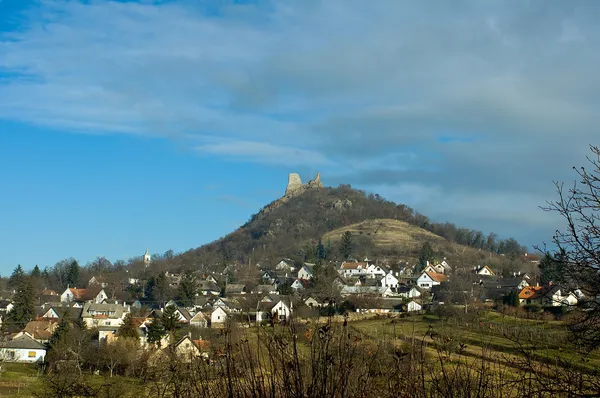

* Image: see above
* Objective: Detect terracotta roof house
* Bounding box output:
[60,287,108,305]
[416,271,448,289]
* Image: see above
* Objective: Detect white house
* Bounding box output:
[475,265,495,276]
[0,334,46,363]
[211,307,229,326]
[291,279,308,290]
[406,300,422,312]
[366,264,388,279]
[380,272,399,288]
[275,260,294,272]
[304,297,322,308]
[416,271,448,289]
[81,302,129,329]
[338,261,368,277]
[297,263,315,280]
[256,300,292,323]
[190,311,209,328]
[409,287,422,298]
[60,287,107,304]
[433,260,452,275]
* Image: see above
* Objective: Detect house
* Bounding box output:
[405,300,422,312]
[423,263,437,274]
[433,260,452,275]
[339,261,368,277]
[474,265,495,277]
[366,264,388,279]
[354,298,405,314]
[172,335,207,361]
[398,265,414,276]
[213,298,242,313]
[150,305,192,323]
[252,284,279,295]
[199,280,221,296]
[298,263,315,280]
[540,285,579,308]
[225,284,247,295]
[416,271,448,289]
[0,300,14,314]
[81,302,129,329]
[261,270,279,285]
[190,312,209,328]
[291,278,310,290]
[380,272,399,288]
[211,307,229,326]
[41,305,83,320]
[304,297,322,308]
[41,289,57,297]
[0,334,47,363]
[275,260,294,272]
[88,276,108,288]
[16,319,59,343]
[256,300,292,323]
[340,286,394,297]
[496,277,530,291]
[60,287,108,304]
[396,285,422,298]
[519,286,543,306]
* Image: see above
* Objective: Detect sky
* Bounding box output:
[1,0,599,274]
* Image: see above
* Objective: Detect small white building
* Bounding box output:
[380,272,399,288]
[0,334,46,363]
[297,263,315,280]
[416,271,448,289]
[366,264,388,279]
[256,300,292,323]
[211,307,229,326]
[406,300,422,312]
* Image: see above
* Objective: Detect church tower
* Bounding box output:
[143,249,151,267]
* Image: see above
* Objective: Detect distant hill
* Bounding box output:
[174,176,528,271]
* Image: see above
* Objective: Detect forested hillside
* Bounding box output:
[176,185,527,270]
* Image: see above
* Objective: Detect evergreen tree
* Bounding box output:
[146,318,166,347]
[4,278,36,332]
[539,250,567,285]
[161,305,181,338]
[118,313,140,341]
[316,239,326,260]
[48,319,71,349]
[31,265,41,279]
[67,260,80,287]
[9,265,25,287]
[339,231,354,260]
[417,242,435,272]
[146,272,171,305]
[176,270,198,307]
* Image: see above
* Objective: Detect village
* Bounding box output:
[0,250,583,365]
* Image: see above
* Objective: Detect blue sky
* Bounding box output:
[1,0,599,274]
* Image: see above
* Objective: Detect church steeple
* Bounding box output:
[143,249,151,267]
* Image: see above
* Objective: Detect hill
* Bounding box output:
[174,174,528,272]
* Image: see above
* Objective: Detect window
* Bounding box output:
[28,351,36,358]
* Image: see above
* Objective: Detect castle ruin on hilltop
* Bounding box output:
[285,172,323,197]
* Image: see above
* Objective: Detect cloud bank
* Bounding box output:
[2,0,599,244]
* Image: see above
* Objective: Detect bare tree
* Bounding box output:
[541,145,600,351]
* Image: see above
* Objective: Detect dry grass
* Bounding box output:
[322,218,487,260]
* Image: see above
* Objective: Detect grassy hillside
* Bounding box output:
[172,185,528,272]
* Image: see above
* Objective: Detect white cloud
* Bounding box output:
[196,140,331,166]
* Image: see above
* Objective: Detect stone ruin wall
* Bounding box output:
[285,172,322,197]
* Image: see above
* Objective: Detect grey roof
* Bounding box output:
[0,334,46,350]
[81,302,126,319]
[225,284,246,294]
[46,306,83,319]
